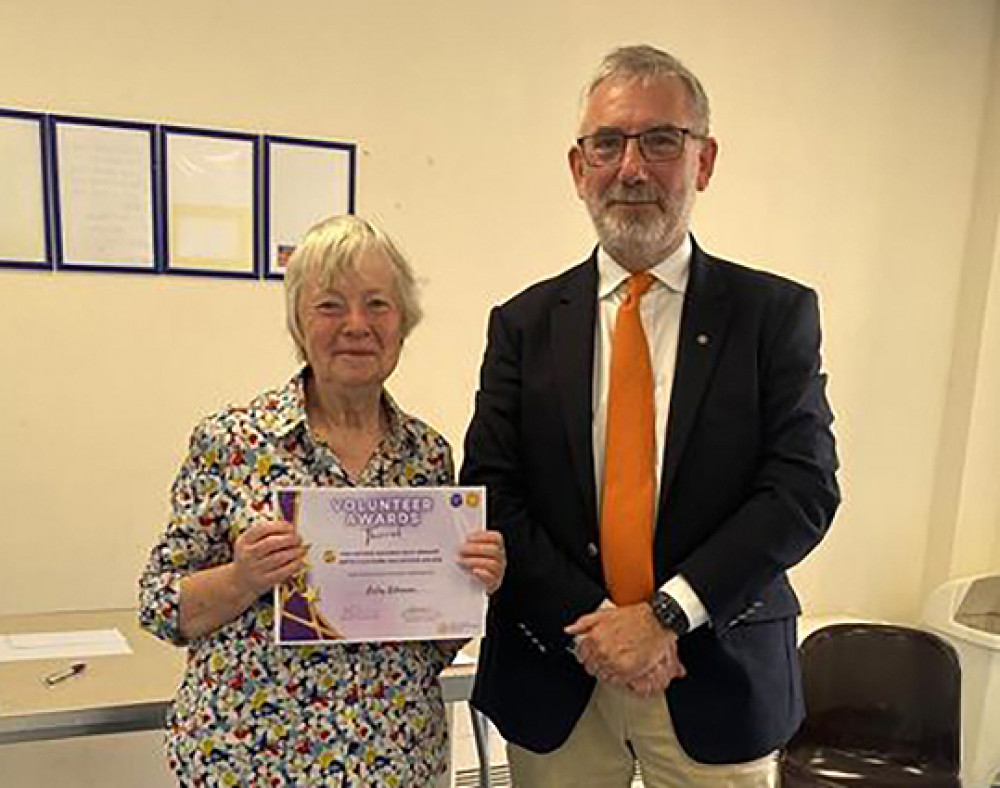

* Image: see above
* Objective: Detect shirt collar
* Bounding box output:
[263,367,414,450]
[597,234,692,300]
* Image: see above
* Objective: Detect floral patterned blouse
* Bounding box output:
[138,370,460,787]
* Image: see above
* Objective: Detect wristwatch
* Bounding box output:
[650,590,690,636]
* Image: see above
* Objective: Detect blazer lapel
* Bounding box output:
[552,254,600,530]
[660,243,732,504]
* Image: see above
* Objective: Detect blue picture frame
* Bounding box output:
[0,108,54,271]
[262,135,357,280]
[50,115,161,275]
[161,125,260,280]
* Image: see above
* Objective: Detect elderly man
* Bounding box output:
[461,45,840,787]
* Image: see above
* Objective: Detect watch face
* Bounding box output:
[653,593,689,635]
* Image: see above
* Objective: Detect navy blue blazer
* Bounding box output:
[460,240,840,764]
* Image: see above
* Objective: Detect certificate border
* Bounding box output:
[160,125,261,280]
[0,109,54,271]
[262,134,357,281]
[275,486,487,645]
[49,115,161,276]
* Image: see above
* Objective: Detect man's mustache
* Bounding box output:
[603,186,663,205]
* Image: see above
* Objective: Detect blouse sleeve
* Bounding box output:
[137,416,237,646]
[438,439,456,486]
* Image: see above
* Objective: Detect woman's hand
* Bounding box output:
[179,520,307,640]
[458,530,506,595]
[232,521,308,597]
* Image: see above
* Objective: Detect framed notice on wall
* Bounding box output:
[162,127,259,278]
[51,116,159,273]
[0,109,51,269]
[1,108,359,283]
[263,135,356,279]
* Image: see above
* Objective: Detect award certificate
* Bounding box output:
[274,486,487,644]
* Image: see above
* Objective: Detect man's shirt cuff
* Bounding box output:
[662,575,709,631]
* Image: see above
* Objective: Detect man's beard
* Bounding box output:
[587,184,691,267]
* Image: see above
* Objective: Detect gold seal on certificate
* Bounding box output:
[274,487,487,644]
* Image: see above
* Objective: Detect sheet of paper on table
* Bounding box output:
[0,629,132,662]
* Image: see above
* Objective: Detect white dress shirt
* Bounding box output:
[592,236,709,631]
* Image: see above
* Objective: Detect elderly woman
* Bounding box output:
[138,215,505,787]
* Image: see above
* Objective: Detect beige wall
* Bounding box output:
[925,7,1000,589]
[1,0,998,625]
[3,1,1000,786]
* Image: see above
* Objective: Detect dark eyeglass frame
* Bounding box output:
[576,124,707,167]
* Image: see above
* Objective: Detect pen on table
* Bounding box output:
[43,661,87,687]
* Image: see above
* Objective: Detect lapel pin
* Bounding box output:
[696,333,711,346]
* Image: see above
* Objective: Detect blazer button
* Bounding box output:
[586,542,599,559]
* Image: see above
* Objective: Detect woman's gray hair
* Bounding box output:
[284,215,423,363]
[582,44,711,135]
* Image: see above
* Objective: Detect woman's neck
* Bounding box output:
[308,373,382,427]
[305,375,386,478]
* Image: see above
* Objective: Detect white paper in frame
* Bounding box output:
[54,119,157,271]
[164,129,257,277]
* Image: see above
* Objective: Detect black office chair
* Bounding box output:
[781,622,962,787]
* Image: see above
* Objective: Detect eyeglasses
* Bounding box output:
[576,125,706,167]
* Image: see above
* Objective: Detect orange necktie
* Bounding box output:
[600,271,656,605]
